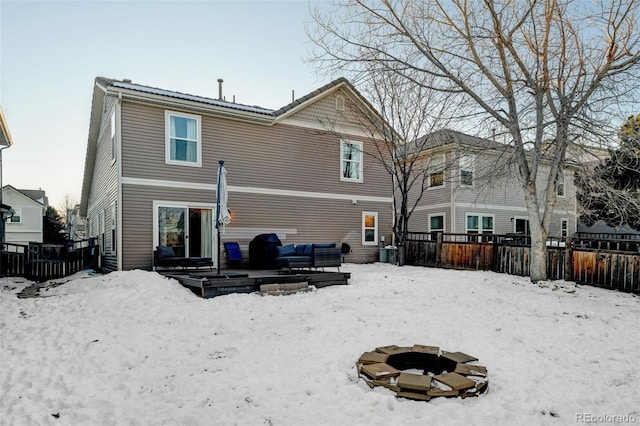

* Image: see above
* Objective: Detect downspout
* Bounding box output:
[116,90,123,270]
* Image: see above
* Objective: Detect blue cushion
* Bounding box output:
[157,245,175,258]
[294,244,311,256]
[277,244,296,257]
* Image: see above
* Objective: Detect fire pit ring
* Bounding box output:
[356,344,488,401]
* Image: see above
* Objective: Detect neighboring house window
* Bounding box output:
[362,212,378,245]
[341,140,363,182]
[336,95,345,111]
[460,155,475,186]
[165,111,202,167]
[466,213,494,234]
[561,218,568,237]
[110,111,116,162]
[429,155,445,188]
[110,203,117,253]
[557,171,565,197]
[429,213,445,239]
[9,208,21,223]
[99,211,105,254]
[514,217,530,235]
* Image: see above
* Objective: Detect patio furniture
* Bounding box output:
[223,242,244,267]
[276,243,342,273]
[153,245,213,271]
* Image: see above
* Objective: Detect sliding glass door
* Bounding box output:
[157,205,213,258]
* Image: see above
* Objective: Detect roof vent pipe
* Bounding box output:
[217,78,224,100]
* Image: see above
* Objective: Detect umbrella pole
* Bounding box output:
[216,160,224,275]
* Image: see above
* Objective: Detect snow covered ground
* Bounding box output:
[1,264,639,426]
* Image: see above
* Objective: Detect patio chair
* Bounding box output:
[223,242,244,267]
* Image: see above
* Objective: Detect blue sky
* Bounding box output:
[1,0,331,209]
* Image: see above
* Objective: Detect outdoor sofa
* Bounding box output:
[153,245,213,271]
[275,243,342,273]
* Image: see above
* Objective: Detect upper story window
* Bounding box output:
[110,111,116,162]
[557,171,565,197]
[460,155,475,186]
[429,155,445,188]
[466,213,494,234]
[8,208,21,223]
[165,111,202,167]
[336,95,345,111]
[341,140,363,182]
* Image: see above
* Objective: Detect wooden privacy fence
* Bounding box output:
[405,232,639,293]
[0,239,100,282]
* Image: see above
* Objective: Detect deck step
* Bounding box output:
[259,282,314,296]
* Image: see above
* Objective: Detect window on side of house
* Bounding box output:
[557,170,565,197]
[341,140,363,182]
[165,111,202,167]
[429,155,445,188]
[460,155,475,186]
[466,213,494,234]
[561,218,568,237]
[428,213,445,239]
[336,95,345,111]
[514,217,530,235]
[362,212,378,245]
[110,203,117,253]
[99,211,105,254]
[110,111,116,162]
[8,208,21,223]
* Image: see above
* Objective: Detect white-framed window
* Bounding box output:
[110,111,116,162]
[165,110,202,167]
[335,95,345,111]
[513,216,530,235]
[362,211,378,245]
[556,170,565,197]
[428,155,445,188]
[99,210,105,254]
[466,213,494,234]
[341,140,363,182]
[428,213,445,233]
[561,218,568,237]
[460,155,475,186]
[110,203,117,253]
[7,208,21,223]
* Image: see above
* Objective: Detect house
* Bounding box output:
[2,185,46,245]
[67,204,87,240]
[1,105,14,244]
[408,129,577,238]
[80,77,393,272]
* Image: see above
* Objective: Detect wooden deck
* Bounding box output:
[160,268,351,298]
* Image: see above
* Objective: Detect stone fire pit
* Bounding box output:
[356,344,488,401]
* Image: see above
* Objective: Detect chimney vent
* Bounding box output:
[123,79,132,83]
[217,78,224,100]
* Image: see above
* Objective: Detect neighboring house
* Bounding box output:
[2,185,46,245]
[68,204,87,240]
[408,129,577,238]
[80,77,393,272]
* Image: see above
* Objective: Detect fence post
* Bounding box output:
[564,237,573,282]
[436,232,442,267]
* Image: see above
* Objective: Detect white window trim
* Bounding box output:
[459,154,475,187]
[110,203,117,253]
[362,211,378,246]
[110,111,116,164]
[165,110,202,167]
[465,213,495,234]
[512,215,530,234]
[428,154,446,189]
[428,212,446,233]
[340,139,363,183]
[561,218,569,237]
[8,207,22,223]
[556,170,565,197]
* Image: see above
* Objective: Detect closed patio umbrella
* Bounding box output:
[216,160,231,274]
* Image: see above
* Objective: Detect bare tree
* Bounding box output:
[308,0,640,281]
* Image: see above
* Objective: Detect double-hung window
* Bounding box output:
[362,212,378,245]
[460,155,475,186]
[429,214,445,239]
[429,155,445,188]
[556,171,565,197]
[341,140,363,182]
[466,213,494,234]
[166,111,202,167]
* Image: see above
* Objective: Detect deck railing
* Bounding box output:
[1,239,100,282]
[405,232,639,293]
